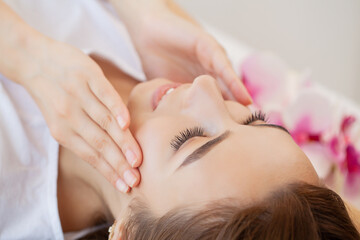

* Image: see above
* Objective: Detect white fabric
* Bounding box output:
[0,75,62,239]
[4,0,145,81]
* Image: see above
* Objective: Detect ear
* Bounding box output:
[109,219,125,240]
[108,220,116,240]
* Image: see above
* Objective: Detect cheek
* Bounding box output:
[133,120,169,200]
[135,120,169,172]
[133,116,198,210]
[134,117,181,181]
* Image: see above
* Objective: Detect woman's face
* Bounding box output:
[127,75,319,215]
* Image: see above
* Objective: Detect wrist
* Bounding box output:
[0,25,53,87]
[0,1,54,86]
[13,29,52,87]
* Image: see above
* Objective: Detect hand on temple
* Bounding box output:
[114,0,252,105]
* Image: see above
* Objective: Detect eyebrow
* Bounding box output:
[176,130,231,170]
[177,123,290,170]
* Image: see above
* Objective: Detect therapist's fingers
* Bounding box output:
[212,49,252,105]
[214,75,234,101]
[87,73,131,130]
[74,110,140,189]
[65,133,130,193]
[80,89,142,168]
[196,35,252,105]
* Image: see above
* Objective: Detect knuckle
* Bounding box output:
[55,98,72,117]
[92,136,108,151]
[73,71,88,80]
[98,114,113,131]
[82,151,101,166]
[68,71,88,83]
[96,87,109,99]
[49,123,64,143]
[61,79,79,95]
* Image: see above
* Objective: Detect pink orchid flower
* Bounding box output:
[241,52,290,108]
[240,52,360,196]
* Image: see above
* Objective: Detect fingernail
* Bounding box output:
[124,170,137,187]
[116,179,129,193]
[117,115,127,129]
[125,149,138,167]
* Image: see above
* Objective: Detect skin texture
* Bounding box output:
[57,58,360,238]
[125,76,319,215]
[1,0,252,194]
[110,0,252,103]
[57,58,320,234]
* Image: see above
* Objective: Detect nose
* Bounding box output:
[184,75,224,107]
[181,75,230,129]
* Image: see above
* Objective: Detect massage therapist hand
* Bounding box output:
[0,2,141,193]
[111,0,252,105]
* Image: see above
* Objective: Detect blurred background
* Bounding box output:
[176,0,360,104]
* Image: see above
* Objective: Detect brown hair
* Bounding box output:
[82,182,360,240]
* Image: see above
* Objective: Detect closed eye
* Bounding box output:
[241,111,268,125]
[170,126,206,151]
[176,123,290,170]
[170,111,285,153]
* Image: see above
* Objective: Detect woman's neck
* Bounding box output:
[57,55,139,231]
[57,146,133,231]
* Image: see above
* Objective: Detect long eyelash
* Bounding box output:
[242,111,268,125]
[170,112,266,151]
[171,126,205,151]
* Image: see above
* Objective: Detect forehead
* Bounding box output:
[138,124,316,215]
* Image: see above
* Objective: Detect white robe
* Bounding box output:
[0,0,144,239]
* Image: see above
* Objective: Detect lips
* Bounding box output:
[152,83,182,110]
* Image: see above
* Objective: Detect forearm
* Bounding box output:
[108,0,198,42]
[108,0,168,29]
[0,1,49,85]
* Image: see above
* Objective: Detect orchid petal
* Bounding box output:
[283,89,335,133]
[344,144,360,174]
[344,173,360,198]
[341,116,356,135]
[241,53,289,107]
